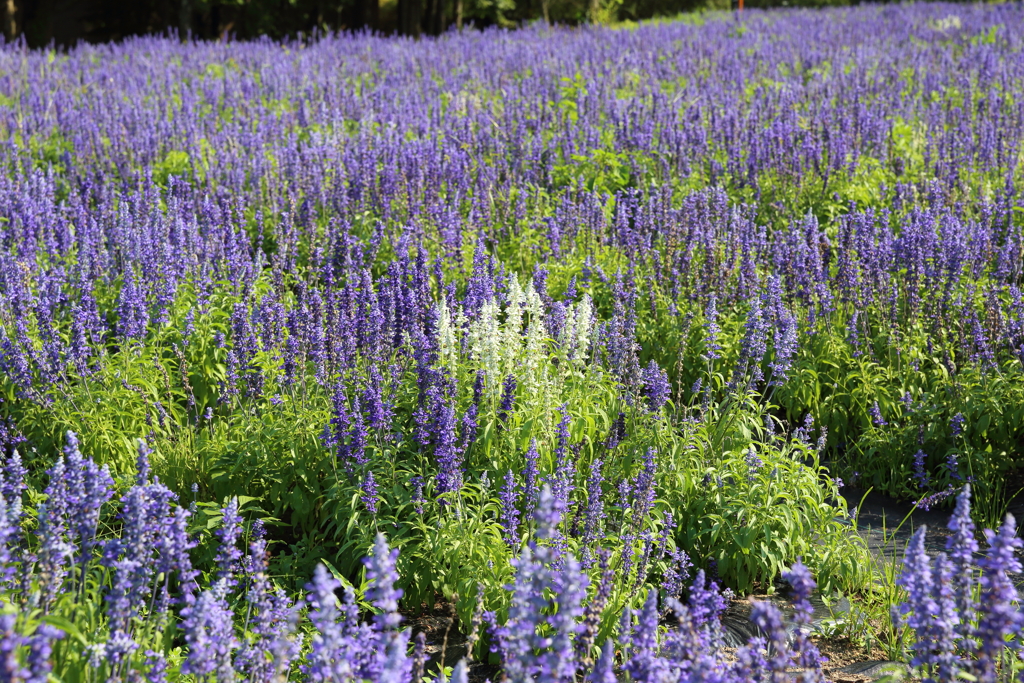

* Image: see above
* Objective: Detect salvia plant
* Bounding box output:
[892,484,1024,683]
[0,436,833,680]
[0,2,1023,680]
[3,435,1024,681]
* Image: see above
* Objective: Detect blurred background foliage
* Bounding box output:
[9,0,914,46]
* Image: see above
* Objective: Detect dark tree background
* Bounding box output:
[5,0,888,48]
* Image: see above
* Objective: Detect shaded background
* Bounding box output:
[4,0,884,46]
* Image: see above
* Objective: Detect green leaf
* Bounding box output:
[40,615,89,646]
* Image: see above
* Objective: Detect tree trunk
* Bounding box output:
[398,0,421,36]
[179,0,191,37]
[25,0,55,46]
[424,0,444,35]
[4,0,17,41]
[367,0,379,30]
[361,0,379,30]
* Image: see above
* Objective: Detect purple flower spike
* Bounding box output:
[749,601,789,676]
[412,632,426,682]
[215,497,243,586]
[687,569,727,637]
[975,514,1024,680]
[448,659,469,683]
[235,533,299,682]
[522,439,540,513]
[364,533,404,632]
[180,585,239,680]
[25,624,64,683]
[411,476,425,515]
[500,470,521,549]
[951,413,966,437]
[498,374,517,423]
[303,564,359,682]
[896,526,958,675]
[588,640,617,683]
[946,484,978,651]
[912,450,930,489]
[641,361,671,413]
[782,560,826,677]
[782,560,815,622]
[870,401,887,427]
[493,485,588,682]
[703,296,721,362]
[361,471,380,514]
[624,589,668,683]
[136,438,153,485]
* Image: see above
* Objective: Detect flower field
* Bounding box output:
[3,3,1024,680]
